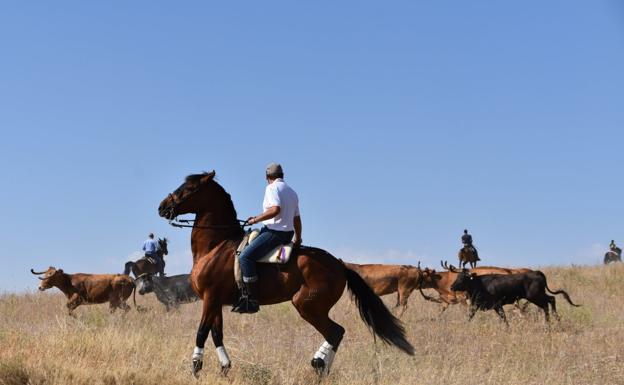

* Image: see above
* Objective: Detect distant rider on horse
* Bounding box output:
[232,163,302,314]
[461,229,479,260]
[609,240,621,257]
[143,233,164,276]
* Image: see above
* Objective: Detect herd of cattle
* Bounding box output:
[30,258,581,324]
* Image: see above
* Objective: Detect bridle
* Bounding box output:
[163,190,249,230]
[169,217,249,229]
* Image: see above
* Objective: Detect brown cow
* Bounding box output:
[31,266,135,315]
[344,262,423,316]
[417,261,532,313]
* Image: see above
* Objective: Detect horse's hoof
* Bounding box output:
[220,362,231,376]
[311,358,326,375]
[191,359,203,378]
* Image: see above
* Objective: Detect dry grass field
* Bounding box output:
[1,264,623,385]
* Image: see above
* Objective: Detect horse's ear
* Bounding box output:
[200,170,216,184]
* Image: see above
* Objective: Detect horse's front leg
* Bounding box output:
[192,298,219,377]
[211,311,231,374]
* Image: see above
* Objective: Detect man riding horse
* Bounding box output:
[157,168,413,376]
[459,229,480,268]
[232,163,302,313]
[604,240,622,264]
[123,236,168,277]
[143,233,165,276]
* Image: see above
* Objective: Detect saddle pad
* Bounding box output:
[234,230,294,288]
[246,230,293,264]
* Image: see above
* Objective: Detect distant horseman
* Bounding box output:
[604,240,622,264]
[143,233,164,276]
[459,229,480,268]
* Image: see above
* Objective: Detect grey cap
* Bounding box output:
[266,163,283,177]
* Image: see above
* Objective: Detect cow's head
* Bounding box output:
[450,270,477,292]
[415,262,438,288]
[135,274,154,295]
[418,268,439,289]
[30,267,65,291]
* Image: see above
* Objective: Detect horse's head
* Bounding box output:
[158,171,218,220]
[30,266,65,291]
[158,238,169,256]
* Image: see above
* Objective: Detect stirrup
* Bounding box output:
[231,296,259,314]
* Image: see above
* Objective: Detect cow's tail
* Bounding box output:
[545,284,581,307]
[132,281,137,308]
[123,261,134,276]
[343,265,414,355]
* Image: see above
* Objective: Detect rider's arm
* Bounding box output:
[294,215,302,245]
[249,206,280,224]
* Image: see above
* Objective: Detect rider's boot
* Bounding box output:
[232,280,260,314]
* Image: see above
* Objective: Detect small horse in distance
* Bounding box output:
[123,238,168,278]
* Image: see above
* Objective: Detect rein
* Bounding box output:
[168,218,249,230]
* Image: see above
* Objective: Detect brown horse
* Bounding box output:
[158,171,414,376]
[123,238,168,278]
[458,246,480,269]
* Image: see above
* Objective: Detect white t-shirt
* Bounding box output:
[262,178,300,232]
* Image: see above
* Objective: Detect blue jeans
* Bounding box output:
[239,227,294,282]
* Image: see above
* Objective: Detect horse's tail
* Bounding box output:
[123,261,134,276]
[343,265,414,355]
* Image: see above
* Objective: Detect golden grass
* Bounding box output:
[1,265,623,385]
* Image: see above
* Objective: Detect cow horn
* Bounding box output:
[30,268,46,275]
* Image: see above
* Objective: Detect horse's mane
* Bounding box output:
[185,172,239,223]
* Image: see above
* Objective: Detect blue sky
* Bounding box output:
[1,1,623,291]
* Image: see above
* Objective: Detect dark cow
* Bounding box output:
[450,269,581,324]
[31,266,135,315]
[134,273,199,311]
[416,261,533,313]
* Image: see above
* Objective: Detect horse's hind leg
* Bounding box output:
[292,285,345,375]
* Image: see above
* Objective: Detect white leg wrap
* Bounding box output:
[216,346,231,368]
[192,347,204,361]
[313,341,336,374]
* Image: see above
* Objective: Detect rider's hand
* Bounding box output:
[247,216,256,225]
[294,238,302,246]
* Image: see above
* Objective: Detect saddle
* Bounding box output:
[233,230,294,289]
[141,256,158,265]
